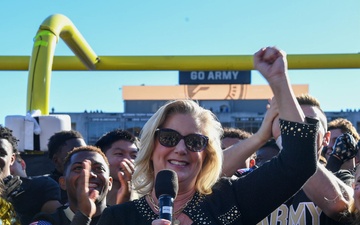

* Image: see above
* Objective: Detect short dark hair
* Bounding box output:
[328,118,360,141]
[296,94,321,108]
[47,130,84,160]
[0,125,18,154]
[63,145,109,173]
[296,93,327,134]
[95,129,139,153]
[221,127,252,140]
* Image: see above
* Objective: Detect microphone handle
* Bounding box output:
[159,195,174,223]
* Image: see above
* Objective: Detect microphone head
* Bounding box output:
[155,169,179,199]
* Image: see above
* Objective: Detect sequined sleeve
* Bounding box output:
[234,118,319,225]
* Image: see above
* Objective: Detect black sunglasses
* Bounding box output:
[155,128,208,152]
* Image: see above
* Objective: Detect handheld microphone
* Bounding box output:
[155,169,179,223]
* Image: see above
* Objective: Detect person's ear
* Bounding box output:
[59,176,67,191]
[10,153,16,166]
[323,131,331,146]
[20,159,26,171]
[108,176,113,191]
[249,158,256,168]
[52,154,59,164]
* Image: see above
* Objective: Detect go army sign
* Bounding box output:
[179,71,251,84]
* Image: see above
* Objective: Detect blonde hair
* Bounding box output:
[133,99,223,195]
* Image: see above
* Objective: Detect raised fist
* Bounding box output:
[331,133,358,163]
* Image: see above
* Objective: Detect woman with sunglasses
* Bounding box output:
[78,47,319,225]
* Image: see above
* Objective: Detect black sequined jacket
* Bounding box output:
[97,119,319,225]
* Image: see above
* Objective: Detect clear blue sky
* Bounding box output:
[1,1,360,125]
